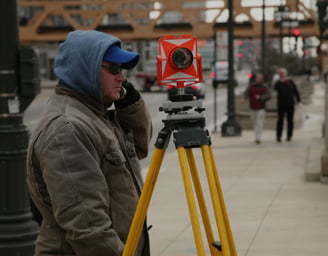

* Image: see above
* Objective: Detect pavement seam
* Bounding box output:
[244,184,284,256]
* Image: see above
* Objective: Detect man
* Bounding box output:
[27,30,152,256]
[274,67,301,142]
[243,73,270,144]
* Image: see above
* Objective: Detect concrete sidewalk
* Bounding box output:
[144,81,328,256]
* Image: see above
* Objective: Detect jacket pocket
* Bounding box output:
[104,150,125,166]
[102,148,127,180]
[102,147,139,195]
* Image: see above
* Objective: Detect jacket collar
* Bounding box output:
[55,86,107,117]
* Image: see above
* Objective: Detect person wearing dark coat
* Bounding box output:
[274,68,301,142]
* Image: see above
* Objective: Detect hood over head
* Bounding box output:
[54,30,139,103]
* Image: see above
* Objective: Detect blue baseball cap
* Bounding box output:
[103,44,140,69]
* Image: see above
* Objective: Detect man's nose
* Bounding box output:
[117,72,126,81]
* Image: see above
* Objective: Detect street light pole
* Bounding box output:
[0,1,39,255]
[212,31,218,133]
[280,20,283,56]
[221,0,241,136]
[275,6,292,57]
[261,0,266,79]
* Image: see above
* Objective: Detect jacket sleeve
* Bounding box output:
[292,81,301,103]
[261,86,271,102]
[116,97,152,159]
[274,81,279,91]
[38,122,124,256]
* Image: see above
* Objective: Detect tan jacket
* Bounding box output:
[27,88,152,256]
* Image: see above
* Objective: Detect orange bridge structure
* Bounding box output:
[18,0,319,44]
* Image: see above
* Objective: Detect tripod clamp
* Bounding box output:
[156,100,211,150]
[159,99,205,114]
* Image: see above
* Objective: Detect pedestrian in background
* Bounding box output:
[26,30,152,256]
[243,73,271,144]
[274,67,301,142]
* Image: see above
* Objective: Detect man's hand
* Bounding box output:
[114,80,140,109]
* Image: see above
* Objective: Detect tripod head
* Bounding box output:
[157,94,210,149]
[159,78,205,115]
[159,98,205,115]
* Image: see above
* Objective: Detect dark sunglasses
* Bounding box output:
[101,63,123,75]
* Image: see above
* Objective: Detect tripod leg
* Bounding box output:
[208,145,237,256]
[123,148,166,256]
[185,148,221,256]
[201,145,237,256]
[176,147,207,256]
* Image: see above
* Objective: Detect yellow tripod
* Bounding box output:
[123,99,237,256]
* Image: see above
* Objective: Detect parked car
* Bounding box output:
[210,60,238,87]
[167,82,206,101]
[135,59,158,92]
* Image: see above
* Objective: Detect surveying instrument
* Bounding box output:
[123,35,237,256]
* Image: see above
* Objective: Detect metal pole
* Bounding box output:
[325,73,328,155]
[213,85,218,132]
[280,21,283,56]
[213,32,218,133]
[323,75,328,179]
[317,0,328,180]
[261,0,266,79]
[289,26,292,53]
[322,46,328,180]
[221,0,241,136]
[0,1,39,255]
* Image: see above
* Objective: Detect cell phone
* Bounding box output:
[120,86,127,99]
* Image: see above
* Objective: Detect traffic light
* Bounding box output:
[292,28,301,51]
[292,28,301,37]
[237,40,243,58]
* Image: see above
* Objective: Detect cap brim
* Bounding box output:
[103,44,140,69]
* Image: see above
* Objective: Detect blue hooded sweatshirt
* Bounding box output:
[54,30,121,103]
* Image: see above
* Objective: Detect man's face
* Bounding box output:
[279,70,287,80]
[255,74,263,84]
[100,62,126,103]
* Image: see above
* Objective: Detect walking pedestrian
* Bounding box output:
[274,67,301,142]
[26,30,152,256]
[243,73,271,144]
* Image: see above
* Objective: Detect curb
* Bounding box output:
[304,137,325,181]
